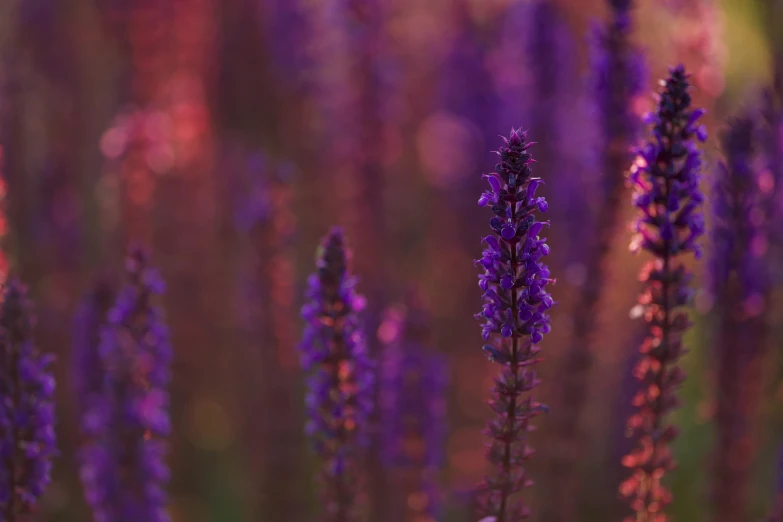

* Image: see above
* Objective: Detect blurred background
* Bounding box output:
[0,0,781,521]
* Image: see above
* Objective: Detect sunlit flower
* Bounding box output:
[620,65,706,522]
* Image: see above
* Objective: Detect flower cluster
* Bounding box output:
[78,246,172,522]
[620,65,706,522]
[300,228,374,522]
[475,129,554,522]
[0,278,56,521]
[378,293,447,522]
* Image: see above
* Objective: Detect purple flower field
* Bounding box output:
[1,1,783,521]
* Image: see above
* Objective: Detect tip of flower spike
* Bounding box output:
[508,128,524,146]
[2,277,36,331]
[669,63,687,78]
[609,0,631,12]
[326,225,345,242]
[316,227,351,276]
[124,244,165,294]
[126,243,151,270]
[3,276,27,297]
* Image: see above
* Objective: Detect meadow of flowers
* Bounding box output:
[0,0,782,521]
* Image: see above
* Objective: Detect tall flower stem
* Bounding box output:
[475,129,554,522]
[619,65,706,522]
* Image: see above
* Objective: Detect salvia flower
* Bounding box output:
[300,228,374,522]
[709,116,767,522]
[0,278,56,521]
[620,65,706,522]
[78,246,172,522]
[475,129,554,522]
[378,294,448,522]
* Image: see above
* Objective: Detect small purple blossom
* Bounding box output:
[78,246,172,522]
[620,65,706,521]
[300,228,374,522]
[475,129,554,522]
[378,293,447,522]
[0,278,56,521]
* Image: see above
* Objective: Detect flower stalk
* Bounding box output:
[619,65,706,522]
[300,228,374,522]
[475,129,554,522]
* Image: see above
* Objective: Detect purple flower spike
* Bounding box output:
[300,228,374,522]
[378,292,448,522]
[619,65,705,522]
[78,246,172,522]
[475,129,554,522]
[0,278,57,521]
[710,116,767,522]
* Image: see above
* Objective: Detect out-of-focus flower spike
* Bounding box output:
[0,278,57,521]
[299,228,374,522]
[378,290,448,522]
[545,0,646,517]
[78,245,172,522]
[709,115,768,522]
[619,65,705,522]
